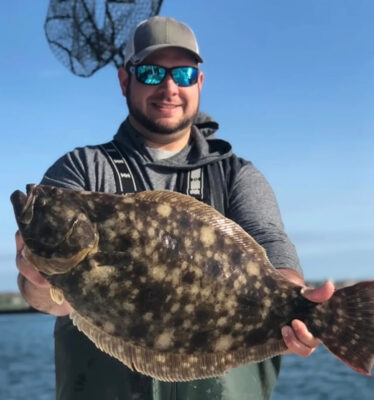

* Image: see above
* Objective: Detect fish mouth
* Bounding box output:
[10,184,37,225]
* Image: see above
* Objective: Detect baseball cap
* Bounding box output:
[124,16,203,67]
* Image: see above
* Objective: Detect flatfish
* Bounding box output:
[11,184,374,381]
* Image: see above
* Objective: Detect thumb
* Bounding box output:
[301,281,335,303]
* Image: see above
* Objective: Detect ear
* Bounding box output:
[118,67,129,97]
[198,70,204,91]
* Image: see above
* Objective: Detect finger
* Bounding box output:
[301,281,335,303]
[59,300,74,316]
[281,326,316,358]
[15,246,49,288]
[17,259,49,287]
[15,231,24,252]
[291,319,320,348]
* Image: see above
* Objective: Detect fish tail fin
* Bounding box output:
[315,281,374,375]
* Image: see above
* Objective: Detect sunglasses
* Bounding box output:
[129,64,199,87]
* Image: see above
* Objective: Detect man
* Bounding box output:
[16,16,334,400]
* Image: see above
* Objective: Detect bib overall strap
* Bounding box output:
[176,167,204,202]
[186,167,204,200]
[100,141,137,194]
[177,162,228,214]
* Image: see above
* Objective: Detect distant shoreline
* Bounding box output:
[0,291,37,314]
[0,307,39,315]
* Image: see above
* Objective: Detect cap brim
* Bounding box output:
[130,44,203,65]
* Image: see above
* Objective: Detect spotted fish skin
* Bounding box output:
[11,185,374,381]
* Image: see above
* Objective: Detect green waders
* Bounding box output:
[55,324,281,400]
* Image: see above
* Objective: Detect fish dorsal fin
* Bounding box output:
[71,310,286,381]
[131,190,271,264]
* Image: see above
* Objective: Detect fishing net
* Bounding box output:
[44,0,163,77]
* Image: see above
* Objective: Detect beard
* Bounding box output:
[126,82,199,135]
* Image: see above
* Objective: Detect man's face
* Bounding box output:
[120,47,204,136]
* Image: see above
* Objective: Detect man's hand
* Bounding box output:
[278,268,335,357]
[15,231,72,316]
[16,231,50,287]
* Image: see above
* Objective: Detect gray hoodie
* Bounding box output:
[42,114,301,276]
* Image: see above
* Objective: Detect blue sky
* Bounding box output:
[1,1,373,291]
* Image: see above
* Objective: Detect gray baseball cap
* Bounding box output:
[124,16,203,67]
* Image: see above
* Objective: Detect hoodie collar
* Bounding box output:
[113,113,232,170]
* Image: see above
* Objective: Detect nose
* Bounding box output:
[158,73,179,95]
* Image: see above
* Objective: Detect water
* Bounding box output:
[1,313,374,400]
[0,313,55,400]
[274,348,374,400]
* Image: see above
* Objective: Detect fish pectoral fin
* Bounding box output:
[50,286,65,305]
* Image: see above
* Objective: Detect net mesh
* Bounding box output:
[44,0,163,77]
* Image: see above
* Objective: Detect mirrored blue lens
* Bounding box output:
[136,65,166,85]
[172,67,198,87]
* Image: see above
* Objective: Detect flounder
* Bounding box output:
[11,184,374,381]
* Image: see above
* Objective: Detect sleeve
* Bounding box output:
[40,149,88,190]
[226,161,303,276]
